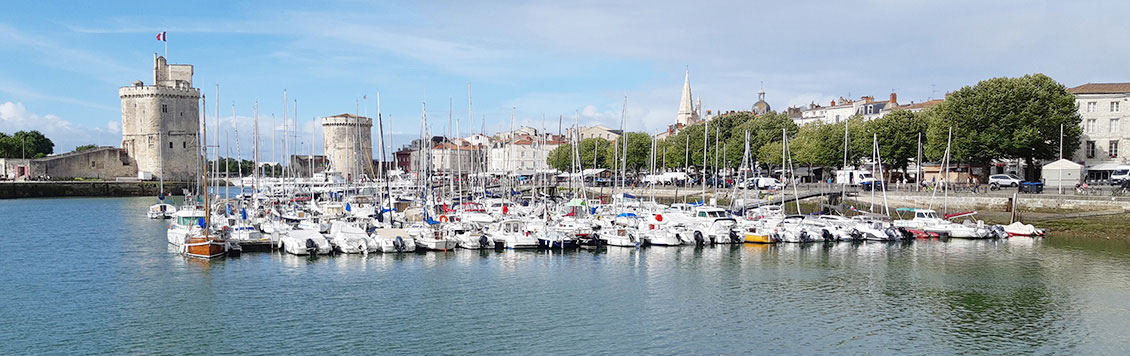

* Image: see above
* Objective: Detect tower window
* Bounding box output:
[183,142,186,148]
[162,104,168,113]
[169,142,173,149]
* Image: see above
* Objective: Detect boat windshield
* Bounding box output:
[177,216,198,226]
[916,211,938,219]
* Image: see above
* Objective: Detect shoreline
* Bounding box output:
[0,181,189,199]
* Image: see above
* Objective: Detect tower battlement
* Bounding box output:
[119,55,200,181]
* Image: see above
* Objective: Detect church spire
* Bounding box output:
[676,69,694,125]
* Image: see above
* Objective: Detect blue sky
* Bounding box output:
[0,1,1126,160]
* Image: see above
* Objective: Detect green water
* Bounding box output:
[3,197,1129,355]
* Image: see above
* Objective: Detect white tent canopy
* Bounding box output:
[1042,159,1083,188]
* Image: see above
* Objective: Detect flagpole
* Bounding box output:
[163,31,167,59]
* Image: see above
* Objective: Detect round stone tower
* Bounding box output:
[119,54,200,181]
[321,114,373,181]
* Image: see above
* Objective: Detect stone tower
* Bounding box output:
[675,70,699,125]
[119,54,200,181]
[321,114,373,181]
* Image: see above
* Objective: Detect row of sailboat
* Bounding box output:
[151,90,1045,260]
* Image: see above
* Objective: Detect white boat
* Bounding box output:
[166,208,229,258]
[410,222,458,251]
[641,212,684,246]
[167,208,206,246]
[328,221,371,254]
[601,226,643,247]
[444,222,491,249]
[1003,221,1045,237]
[147,203,177,219]
[776,216,816,243]
[278,227,332,255]
[486,219,539,249]
[666,206,738,244]
[370,228,417,253]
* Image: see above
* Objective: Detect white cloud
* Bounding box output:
[0,102,119,152]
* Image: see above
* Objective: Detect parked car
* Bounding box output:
[742,177,784,190]
[860,181,884,191]
[988,174,1023,187]
[1019,181,1043,194]
[1112,166,1130,185]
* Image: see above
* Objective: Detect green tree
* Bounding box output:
[603,132,652,173]
[74,144,99,152]
[925,74,1081,179]
[544,138,613,172]
[546,143,574,172]
[0,130,53,158]
[864,110,927,173]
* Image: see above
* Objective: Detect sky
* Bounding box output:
[0,0,1127,161]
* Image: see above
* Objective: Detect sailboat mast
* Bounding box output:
[702,118,708,204]
[202,93,210,238]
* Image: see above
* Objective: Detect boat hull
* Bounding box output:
[184,237,227,259]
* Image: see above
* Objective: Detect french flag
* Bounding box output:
[156,31,166,42]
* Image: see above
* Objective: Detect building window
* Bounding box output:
[91,161,96,168]
[1112,118,1121,133]
[1088,102,1097,113]
[1113,101,1120,112]
[182,142,186,148]
[1086,141,1096,158]
[169,142,173,149]
[1086,119,1097,133]
[1111,140,1120,158]
[161,104,168,113]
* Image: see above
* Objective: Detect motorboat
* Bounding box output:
[486,219,539,249]
[410,222,457,251]
[443,222,491,249]
[166,208,229,258]
[328,221,371,254]
[370,228,416,253]
[147,203,177,219]
[640,213,684,246]
[667,206,738,245]
[278,227,332,255]
[776,215,816,243]
[601,226,643,247]
[1003,221,1045,237]
[735,218,780,244]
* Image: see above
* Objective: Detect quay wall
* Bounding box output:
[0,181,189,199]
[849,193,1130,213]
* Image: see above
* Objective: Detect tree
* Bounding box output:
[925,74,1081,179]
[544,138,613,172]
[546,143,574,172]
[0,130,53,158]
[603,132,652,173]
[74,144,99,152]
[864,110,927,173]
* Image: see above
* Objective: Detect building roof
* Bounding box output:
[1068,83,1130,94]
[324,113,373,120]
[894,99,944,111]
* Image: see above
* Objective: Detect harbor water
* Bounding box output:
[4,197,1130,355]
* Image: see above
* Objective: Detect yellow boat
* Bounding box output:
[744,233,777,244]
[739,223,779,244]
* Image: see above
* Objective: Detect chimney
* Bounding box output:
[830,100,836,106]
[889,92,897,105]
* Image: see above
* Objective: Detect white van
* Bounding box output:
[835,170,878,186]
[1111,165,1130,184]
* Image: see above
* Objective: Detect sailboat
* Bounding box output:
[147,130,177,219]
[178,93,230,259]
